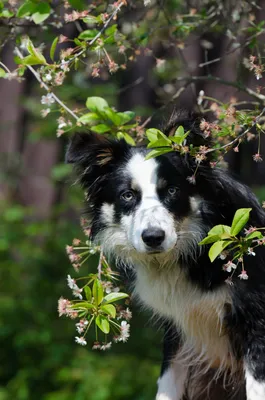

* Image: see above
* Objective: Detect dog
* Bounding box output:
[66,111,265,400]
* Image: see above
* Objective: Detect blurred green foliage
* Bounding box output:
[0,198,162,400]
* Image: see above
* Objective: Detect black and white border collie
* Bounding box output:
[66,112,265,400]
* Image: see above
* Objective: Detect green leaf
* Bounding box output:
[84,286,92,302]
[72,302,94,309]
[50,37,58,61]
[116,111,135,125]
[32,2,51,24]
[199,234,222,245]
[117,132,135,145]
[79,29,99,40]
[93,279,103,306]
[103,292,129,304]
[86,96,109,112]
[158,130,171,143]
[122,132,135,146]
[68,0,85,10]
[121,123,137,130]
[19,55,46,66]
[171,132,190,145]
[231,208,252,236]
[96,315,110,334]
[82,15,99,25]
[17,1,37,18]
[145,128,171,144]
[1,9,14,17]
[78,112,100,125]
[91,124,111,134]
[208,225,231,236]
[208,240,233,262]
[100,304,116,318]
[245,231,263,240]
[0,68,6,78]
[170,126,190,145]
[103,108,121,125]
[147,139,171,148]
[145,148,172,160]
[105,24,117,36]
[174,125,184,136]
[146,128,159,143]
[25,39,46,64]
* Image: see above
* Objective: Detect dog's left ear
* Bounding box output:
[66,132,130,190]
[66,132,129,168]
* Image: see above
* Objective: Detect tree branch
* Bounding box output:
[15,48,79,121]
[68,1,124,63]
[174,75,265,103]
[13,1,125,122]
[205,107,265,154]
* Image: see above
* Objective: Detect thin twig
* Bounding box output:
[0,61,11,73]
[174,75,265,103]
[139,116,152,129]
[15,48,79,120]
[198,30,265,68]
[118,77,144,94]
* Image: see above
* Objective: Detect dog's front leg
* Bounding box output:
[156,362,188,400]
[245,362,265,400]
[156,322,187,400]
[233,288,265,400]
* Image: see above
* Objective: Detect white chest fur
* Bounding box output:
[134,262,235,372]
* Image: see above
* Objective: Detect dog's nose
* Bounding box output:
[141,228,165,248]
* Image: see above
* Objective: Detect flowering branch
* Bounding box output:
[14,47,79,121]
[68,1,125,64]
[205,107,265,154]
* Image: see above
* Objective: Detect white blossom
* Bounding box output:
[75,336,87,346]
[92,342,101,350]
[45,73,52,81]
[67,274,76,289]
[40,108,50,118]
[238,270,249,280]
[119,321,130,342]
[100,342,112,350]
[41,93,55,106]
[72,288,83,300]
[223,261,237,273]
[61,59,70,72]
[117,307,132,321]
[247,248,256,256]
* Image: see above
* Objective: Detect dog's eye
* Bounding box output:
[167,186,178,196]
[121,190,135,201]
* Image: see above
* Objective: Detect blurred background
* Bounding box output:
[1,1,265,399]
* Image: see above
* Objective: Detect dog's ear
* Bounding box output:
[66,132,130,167]
[66,132,130,190]
[164,109,213,149]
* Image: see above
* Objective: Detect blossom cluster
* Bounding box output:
[58,227,132,350]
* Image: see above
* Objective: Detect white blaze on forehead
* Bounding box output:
[126,153,158,198]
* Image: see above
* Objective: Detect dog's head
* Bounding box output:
[66,114,210,262]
